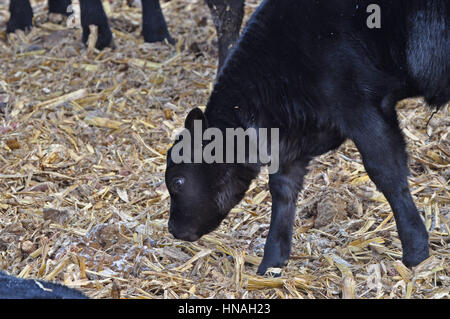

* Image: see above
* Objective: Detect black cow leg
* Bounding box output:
[79,0,114,50]
[7,0,33,33]
[346,106,429,267]
[257,160,308,276]
[205,0,244,71]
[141,0,175,44]
[48,0,72,15]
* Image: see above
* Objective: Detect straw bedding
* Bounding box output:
[0,0,448,299]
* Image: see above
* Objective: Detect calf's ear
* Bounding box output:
[185,107,208,133]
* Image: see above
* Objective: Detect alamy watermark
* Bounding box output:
[65,3,381,29]
[367,4,381,29]
[171,120,280,174]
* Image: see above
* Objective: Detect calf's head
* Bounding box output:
[165,108,258,241]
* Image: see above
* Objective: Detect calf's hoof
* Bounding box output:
[83,25,115,50]
[256,267,282,278]
[402,248,430,268]
[142,27,175,45]
[7,18,32,33]
[400,227,429,268]
[256,259,288,277]
[95,36,115,50]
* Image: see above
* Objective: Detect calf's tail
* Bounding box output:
[406,0,449,108]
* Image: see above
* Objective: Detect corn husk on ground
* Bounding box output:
[0,0,448,299]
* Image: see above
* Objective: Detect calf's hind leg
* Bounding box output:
[346,108,429,267]
[7,0,33,33]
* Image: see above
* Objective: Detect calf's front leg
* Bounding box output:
[257,160,308,276]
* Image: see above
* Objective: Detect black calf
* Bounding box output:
[6,0,245,68]
[0,271,87,299]
[166,0,449,275]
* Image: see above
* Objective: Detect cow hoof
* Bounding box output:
[142,28,175,45]
[7,18,32,34]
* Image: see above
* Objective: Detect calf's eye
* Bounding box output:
[171,177,185,192]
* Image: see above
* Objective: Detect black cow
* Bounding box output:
[6,0,245,69]
[0,271,87,299]
[165,0,449,276]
